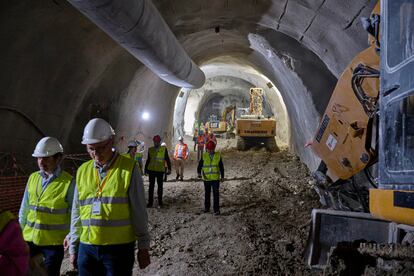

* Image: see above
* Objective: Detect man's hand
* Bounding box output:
[70,254,77,270]
[221,177,225,182]
[198,174,202,179]
[137,249,150,269]
[63,235,70,251]
[167,169,171,175]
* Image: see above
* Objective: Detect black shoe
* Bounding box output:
[147,203,153,208]
[176,175,179,180]
[213,211,220,216]
[180,177,184,181]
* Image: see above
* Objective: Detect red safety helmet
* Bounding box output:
[153,135,161,143]
[206,140,216,150]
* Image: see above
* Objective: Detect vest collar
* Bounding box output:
[94,152,118,173]
[39,165,61,180]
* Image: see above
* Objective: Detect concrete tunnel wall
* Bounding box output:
[0,0,377,172]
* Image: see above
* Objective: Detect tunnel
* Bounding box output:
[0,0,371,170]
[4,0,411,275]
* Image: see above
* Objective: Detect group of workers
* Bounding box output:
[193,127,218,161]
[0,117,225,276]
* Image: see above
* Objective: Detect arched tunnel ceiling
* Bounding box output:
[0,0,377,171]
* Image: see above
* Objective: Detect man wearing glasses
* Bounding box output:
[69,118,150,275]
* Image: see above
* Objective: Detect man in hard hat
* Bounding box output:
[19,137,74,276]
[160,142,169,182]
[173,136,190,181]
[197,140,224,215]
[197,130,205,161]
[144,135,171,208]
[205,131,217,150]
[123,140,143,173]
[192,128,198,151]
[69,118,150,275]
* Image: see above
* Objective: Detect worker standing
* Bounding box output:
[145,135,171,208]
[173,136,190,181]
[205,131,217,150]
[197,130,206,161]
[19,137,74,276]
[136,140,145,166]
[192,128,198,151]
[197,141,224,215]
[123,140,143,173]
[69,118,150,275]
[161,142,169,182]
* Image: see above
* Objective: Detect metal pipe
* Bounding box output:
[68,0,205,88]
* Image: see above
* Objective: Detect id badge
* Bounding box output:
[92,199,101,215]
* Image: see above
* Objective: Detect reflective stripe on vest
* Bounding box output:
[23,171,72,246]
[174,144,188,159]
[202,152,221,181]
[147,146,166,172]
[76,154,136,245]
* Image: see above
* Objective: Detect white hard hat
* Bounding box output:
[161,142,166,146]
[128,140,138,147]
[81,118,115,145]
[32,137,64,157]
[178,136,183,141]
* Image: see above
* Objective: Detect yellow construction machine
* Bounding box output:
[236,87,277,151]
[206,105,236,138]
[306,0,414,270]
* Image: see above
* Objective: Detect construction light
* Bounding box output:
[142,112,150,120]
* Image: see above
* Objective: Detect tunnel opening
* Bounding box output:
[173,58,290,152]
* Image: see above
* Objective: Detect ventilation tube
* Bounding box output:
[68,0,205,88]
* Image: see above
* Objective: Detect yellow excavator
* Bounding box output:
[206,105,236,138]
[236,87,277,151]
[306,0,414,270]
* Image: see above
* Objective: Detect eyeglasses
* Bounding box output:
[87,140,111,154]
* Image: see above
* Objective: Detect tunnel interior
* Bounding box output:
[4,0,406,275]
[0,0,376,172]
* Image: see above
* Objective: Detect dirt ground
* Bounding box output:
[62,138,322,275]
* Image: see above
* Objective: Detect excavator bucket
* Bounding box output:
[304,209,411,269]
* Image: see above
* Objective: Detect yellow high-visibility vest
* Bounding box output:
[76,154,136,245]
[23,171,72,246]
[202,152,221,181]
[121,153,143,174]
[0,211,15,232]
[147,146,166,172]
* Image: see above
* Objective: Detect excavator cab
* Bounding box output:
[371,0,414,225]
[306,0,414,269]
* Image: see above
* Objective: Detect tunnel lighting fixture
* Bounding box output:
[142,112,150,120]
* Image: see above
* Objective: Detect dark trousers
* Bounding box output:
[148,172,164,206]
[204,180,220,212]
[197,146,204,161]
[28,242,64,276]
[77,242,135,276]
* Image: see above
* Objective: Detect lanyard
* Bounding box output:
[95,167,114,197]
